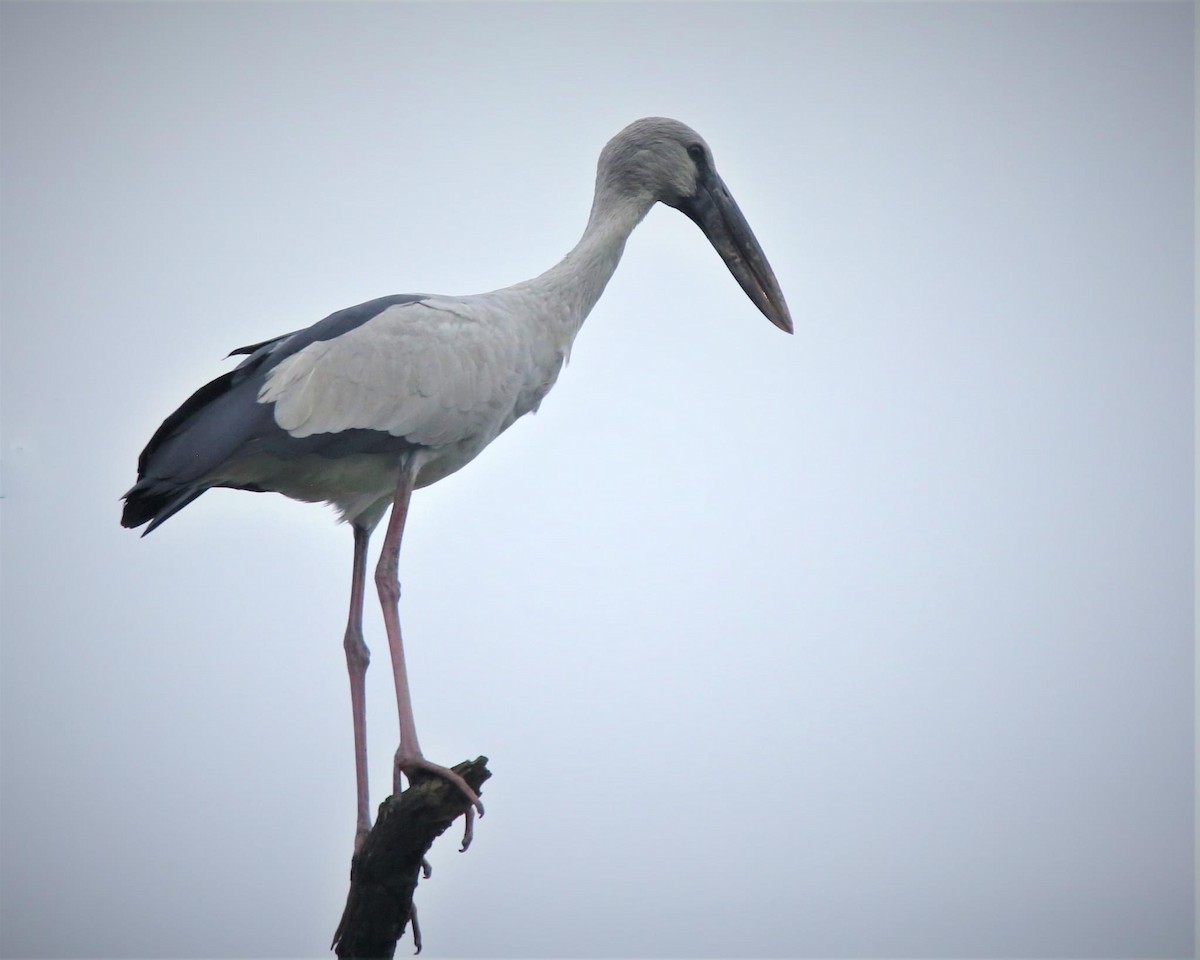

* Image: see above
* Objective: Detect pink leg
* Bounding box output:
[375,459,485,841]
[344,523,372,852]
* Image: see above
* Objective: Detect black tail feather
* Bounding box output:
[121,482,206,534]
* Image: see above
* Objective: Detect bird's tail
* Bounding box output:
[120,481,206,535]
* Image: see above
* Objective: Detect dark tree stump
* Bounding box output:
[331,757,492,959]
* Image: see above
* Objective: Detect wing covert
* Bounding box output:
[259,299,527,446]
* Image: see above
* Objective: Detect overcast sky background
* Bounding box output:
[0,3,1194,958]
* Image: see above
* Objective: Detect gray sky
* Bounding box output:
[1,2,1193,958]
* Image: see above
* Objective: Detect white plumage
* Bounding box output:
[262,296,556,445]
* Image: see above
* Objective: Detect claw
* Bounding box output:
[409,902,422,955]
[394,753,483,857]
[395,753,486,820]
[459,805,475,852]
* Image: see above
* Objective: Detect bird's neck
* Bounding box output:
[512,189,654,340]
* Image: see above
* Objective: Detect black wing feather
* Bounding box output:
[122,293,429,532]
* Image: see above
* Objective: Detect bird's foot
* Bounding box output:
[394,753,485,852]
[408,902,423,955]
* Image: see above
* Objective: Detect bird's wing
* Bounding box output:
[132,294,431,477]
[122,293,436,531]
[258,296,529,447]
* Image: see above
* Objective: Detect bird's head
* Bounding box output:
[597,117,793,334]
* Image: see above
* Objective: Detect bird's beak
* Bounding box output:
[673,169,793,334]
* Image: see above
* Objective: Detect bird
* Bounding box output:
[122,117,792,852]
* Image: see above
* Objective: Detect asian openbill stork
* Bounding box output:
[122,117,793,851]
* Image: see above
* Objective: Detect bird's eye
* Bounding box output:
[687,144,705,163]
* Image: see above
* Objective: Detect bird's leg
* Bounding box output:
[375,460,485,838]
[344,523,373,853]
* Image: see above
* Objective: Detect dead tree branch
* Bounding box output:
[331,756,492,959]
